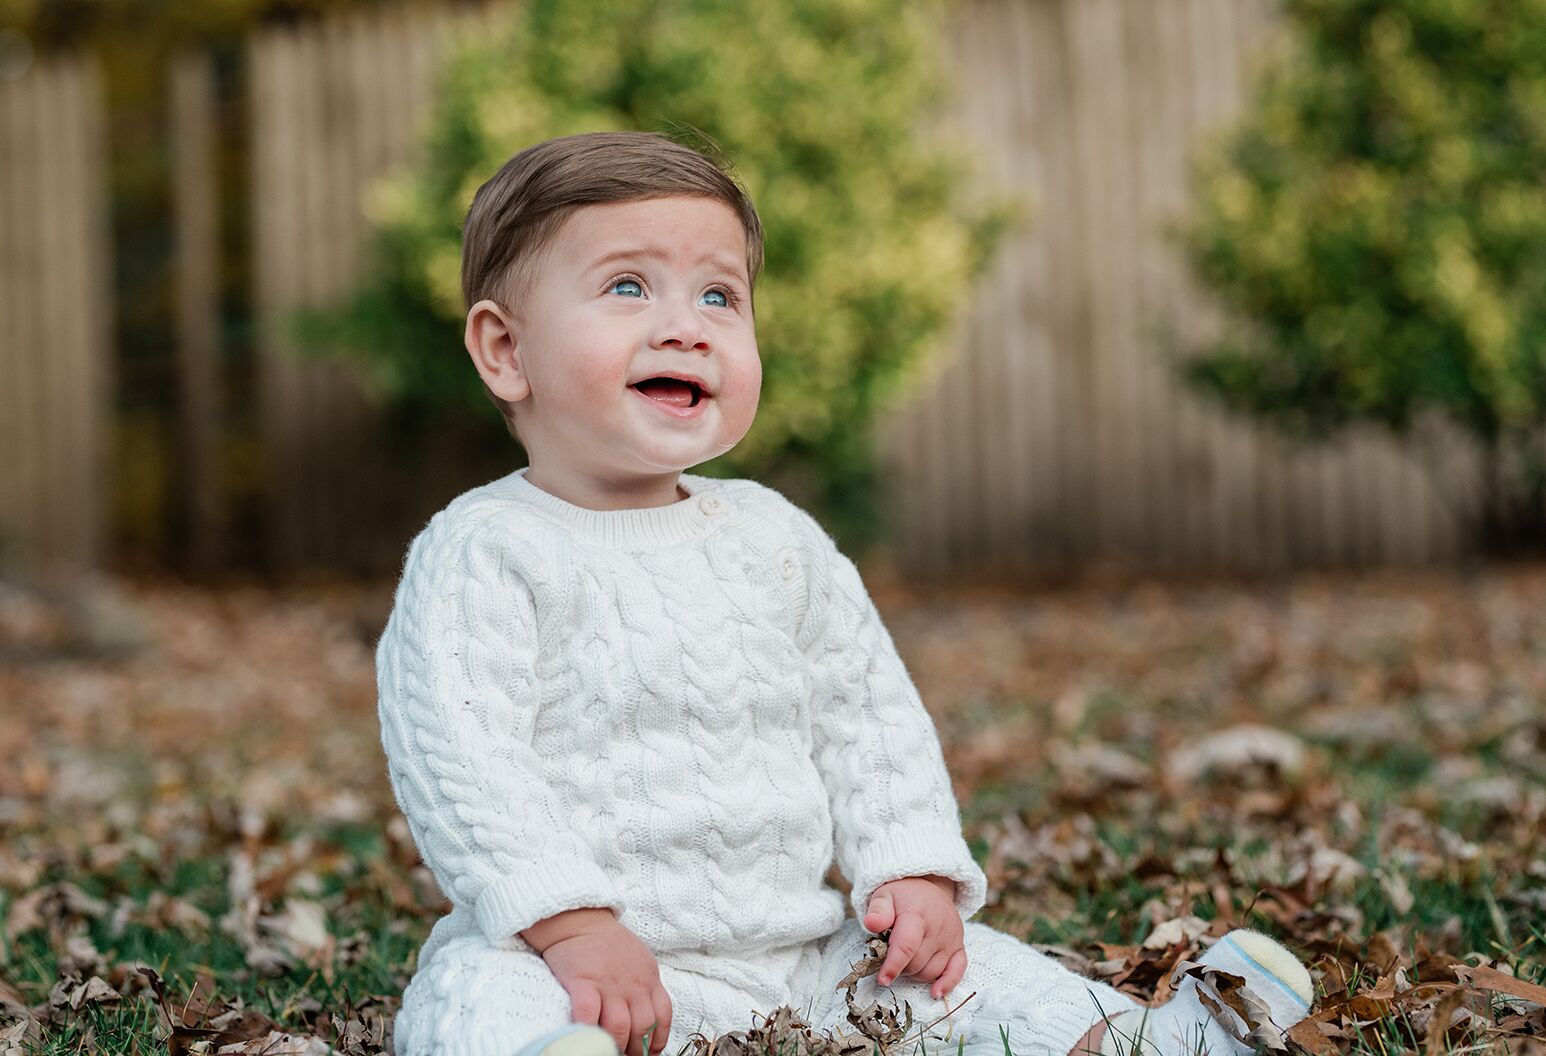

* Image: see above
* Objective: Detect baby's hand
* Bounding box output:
[522,908,672,1056]
[862,874,966,1000]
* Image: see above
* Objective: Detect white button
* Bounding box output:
[781,556,798,579]
[698,495,722,514]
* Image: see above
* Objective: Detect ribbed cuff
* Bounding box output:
[846,824,989,924]
[472,858,625,946]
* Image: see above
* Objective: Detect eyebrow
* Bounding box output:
[586,246,748,282]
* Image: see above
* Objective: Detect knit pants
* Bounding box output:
[394,913,1141,1056]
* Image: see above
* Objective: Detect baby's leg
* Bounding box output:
[393,932,579,1056]
[394,933,770,1056]
[656,958,806,1044]
[808,921,1141,1056]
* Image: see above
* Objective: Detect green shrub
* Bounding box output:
[1179,0,1546,549]
[294,0,1016,552]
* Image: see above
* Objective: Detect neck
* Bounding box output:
[522,463,688,511]
[504,466,724,550]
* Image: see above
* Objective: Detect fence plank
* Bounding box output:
[0,66,14,567]
[79,58,113,577]
[32,65,56,561]
[11,69,42,566]
[0,55,109,583]
[1135,0,1188,571]
[171,50,224,574]
[1007,0,1058,576]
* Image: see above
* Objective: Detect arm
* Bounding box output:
[796,516,988,926]
[376,511,624,947]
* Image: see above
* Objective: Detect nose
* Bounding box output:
[650,296,710,352]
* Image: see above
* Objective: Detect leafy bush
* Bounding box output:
[295,0,1015,551]
[1179,0,1546,549]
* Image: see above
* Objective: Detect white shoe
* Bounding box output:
[1099,929,1314,1056]
[514,1025,621,1056]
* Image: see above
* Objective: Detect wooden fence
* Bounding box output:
[0,0,1493,583]
[0,54,113,587]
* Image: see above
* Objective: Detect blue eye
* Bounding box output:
[701,289,729,308]
[609,278,643,298]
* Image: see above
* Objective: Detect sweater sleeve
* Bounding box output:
[375,510,624,946]
[794,514,988,925]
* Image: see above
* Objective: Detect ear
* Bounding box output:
[465,298,531,403]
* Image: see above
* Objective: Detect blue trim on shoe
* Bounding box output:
[516,1024,605,1056]
[1219,935,1311,1011]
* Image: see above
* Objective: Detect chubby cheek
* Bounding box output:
[567,358,627,408]
[716,356,762,439]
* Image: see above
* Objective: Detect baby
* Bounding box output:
[375,130,1316,1056]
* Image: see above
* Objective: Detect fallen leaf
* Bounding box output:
[1142,916,1210,950]
[1453,964,1546,1008]
[1168,726,1307,784]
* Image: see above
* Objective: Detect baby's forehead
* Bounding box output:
[553,197,750,274]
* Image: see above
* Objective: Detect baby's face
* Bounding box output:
[504,195,760,493]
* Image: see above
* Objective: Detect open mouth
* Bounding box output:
[630,377,705,408]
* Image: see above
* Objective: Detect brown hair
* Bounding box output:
[460,130,765,441]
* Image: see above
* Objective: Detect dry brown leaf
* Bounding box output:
[0,1018,44,1055]
[2,882,109,943]
[1453,964,1546,1008]
[0,975,33,1025]
[1285,1013,1340,1056]
[214,1031,332,1055]
[1167,726,1307,785]
[1142,916,1210,950]
[258,899,333,969]
[1420,987,1468,1056]
[686,932,934,1056]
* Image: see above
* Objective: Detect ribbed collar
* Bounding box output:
[499,466,732,549]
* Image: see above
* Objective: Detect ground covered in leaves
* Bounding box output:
[1,560,1544,1054]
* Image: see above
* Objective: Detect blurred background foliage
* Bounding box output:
[1180,0,1546,550]
[288,0,1017,550]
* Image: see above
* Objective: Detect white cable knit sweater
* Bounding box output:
[375,466,988,960]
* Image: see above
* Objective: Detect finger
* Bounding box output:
[937,949,968,997]
[905,935,940,978]
[599,994,631,1055]
[878,912,925,987]
[629,993,656,1056]
[920,922,963,979]
[919,949,951,986]
[650,986,673,1055]
[569,981,603,1026]
[863,891,895,933]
